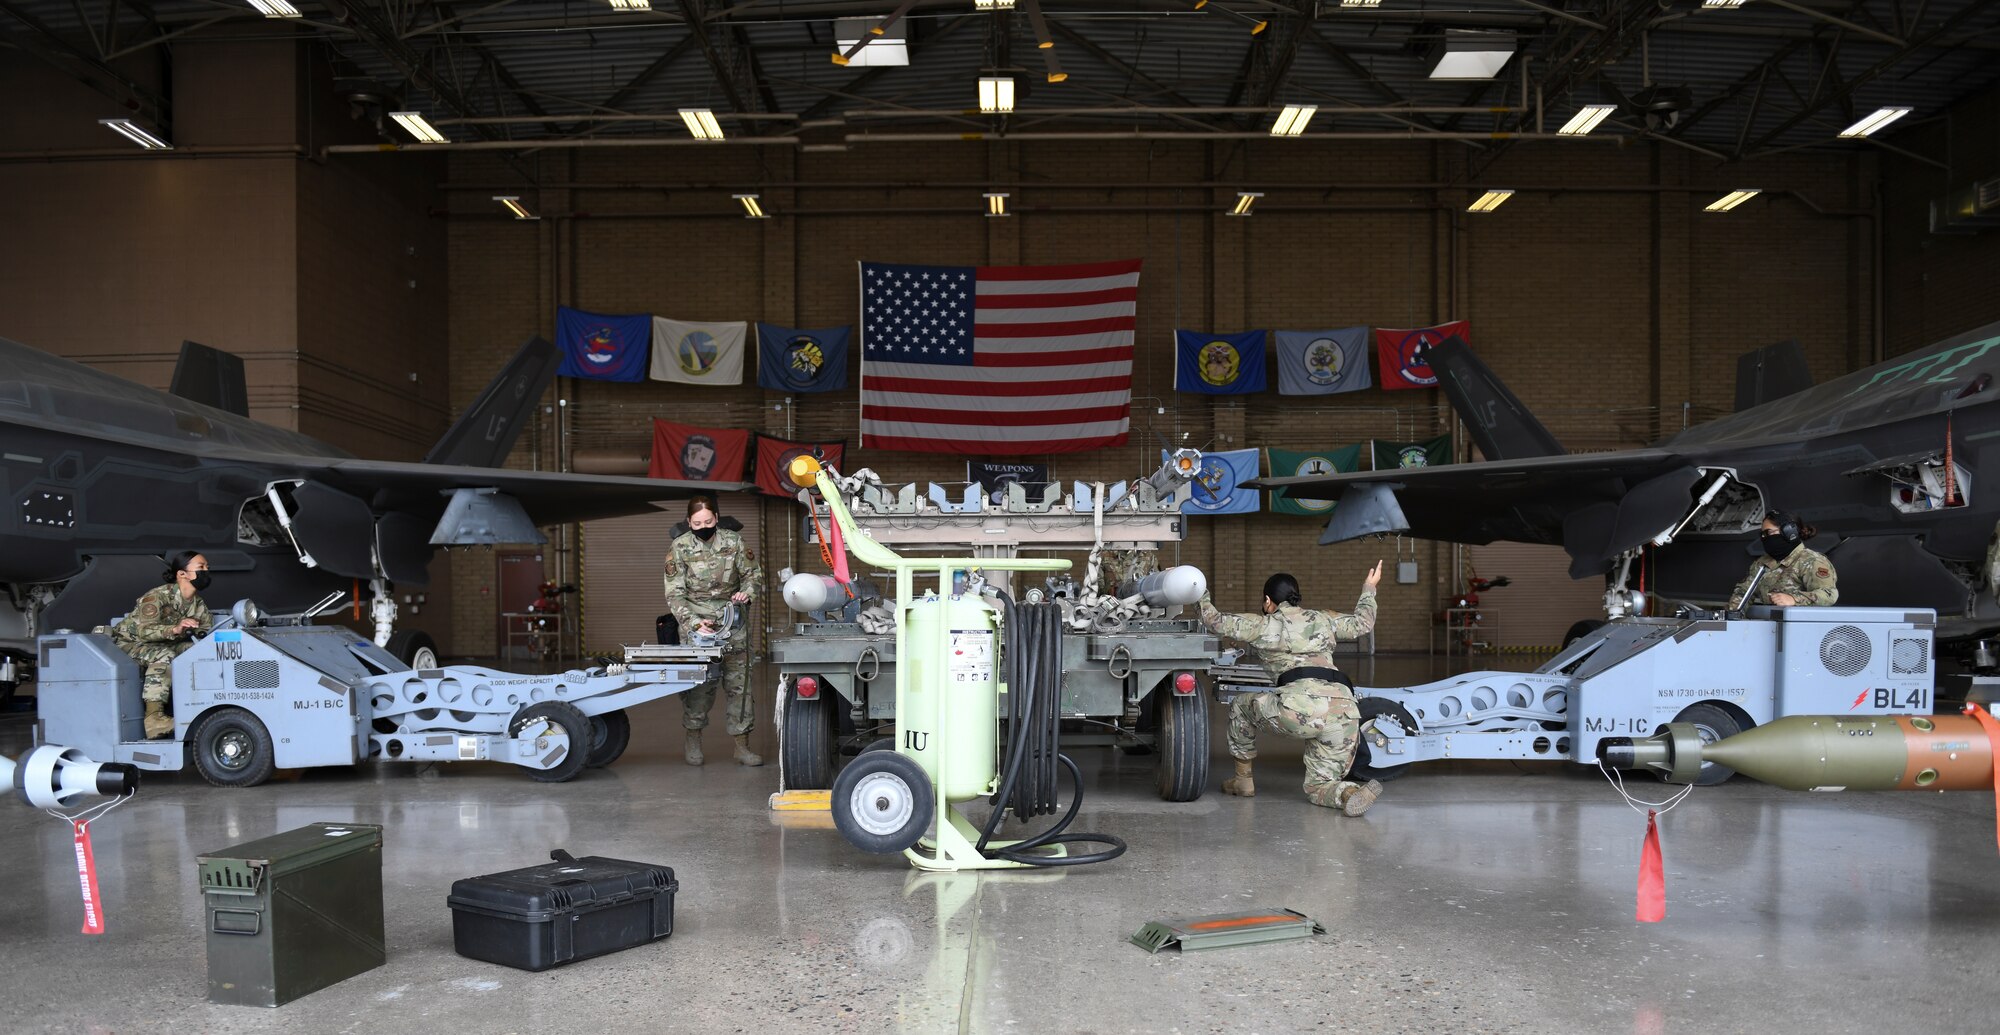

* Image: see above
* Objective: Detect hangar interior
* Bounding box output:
[4,0,2000,1029]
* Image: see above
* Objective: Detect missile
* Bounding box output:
[1116,565,1208,607]
[1598,713,1995,792]
[782,573,846,613]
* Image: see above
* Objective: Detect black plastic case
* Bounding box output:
[447,850,678,971]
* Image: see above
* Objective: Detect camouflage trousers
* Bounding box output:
[1227,687,1364,809]
[682,630,754,736]
[119,641,187,704]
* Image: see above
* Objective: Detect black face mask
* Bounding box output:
[189,571,212,591]
[692,526,717,542]
[1762,535,1794,561]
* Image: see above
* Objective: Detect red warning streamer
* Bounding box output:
[1636,809,1665,923]
[73,819,105,935]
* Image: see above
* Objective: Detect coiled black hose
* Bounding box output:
[976,595,1127,866]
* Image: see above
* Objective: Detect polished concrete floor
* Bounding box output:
[5,655,1999,1034]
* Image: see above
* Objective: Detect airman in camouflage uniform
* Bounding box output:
[109,552,213,739]
[1198,562,1384,814]
[664,499,764,765]
[1099,548,1158,596]
[1731,511,1838,609]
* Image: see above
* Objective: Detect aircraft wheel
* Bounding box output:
[584,709,631,768]
[510,701,591,783]
[832,750,933,854]
[1350,697,1420,783]
[1153,681,1209,802]
[1673,702,1747,786]
[386,630,439,670]
[191,707,278,788]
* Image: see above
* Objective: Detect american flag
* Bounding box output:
[858,259,1141,454]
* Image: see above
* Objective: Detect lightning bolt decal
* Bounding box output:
[1850,690,1870,709]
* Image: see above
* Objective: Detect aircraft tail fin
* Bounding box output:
[1733,340,1813,412]
[423,337,561,467]
[169,341,249,417]
[1427,336,1566,460]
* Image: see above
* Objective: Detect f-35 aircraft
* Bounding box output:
[1254,320,2000,641]
[0,336,742,678]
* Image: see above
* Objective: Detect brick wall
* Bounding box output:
[443,137,1880,655]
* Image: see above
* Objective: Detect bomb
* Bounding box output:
[782,572,846,613]
[1598,712,1996,791]
[1117,565,1208,607]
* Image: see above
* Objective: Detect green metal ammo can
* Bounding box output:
[195,822,386,1007]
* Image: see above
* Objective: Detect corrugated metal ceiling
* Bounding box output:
[4,0,1995,158]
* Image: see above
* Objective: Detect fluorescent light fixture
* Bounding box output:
[1270,104,1317,137]
[1466,189,1515,213]
[978,76,1015,114]
[735,193,768,219]
[1704,189,1760,212]
[985,192,1009,217]
[834,18,910,66]
[680,108,725,141]
[493,196,538,220]
[1427,31,1516,80]
[1840,106,1913,138]
[1228,191,1262,217]
[1700,0,1747,7]
[245,0,302,16]
[389,111,447,143]
[1558,103,1616,136]
[606,0,651,9]
[98,118,171,150]
[974,0,1015,8]
[1339,0,1382,7]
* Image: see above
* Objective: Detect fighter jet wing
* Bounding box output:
[316,458,754,526]
[1248,448,1693,551]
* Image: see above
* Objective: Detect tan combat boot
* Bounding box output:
[684,730,704,766]
[1340,779,1384,817]
[733,734,763,767]
[142,700,173,740]
[1221,759,1255,797]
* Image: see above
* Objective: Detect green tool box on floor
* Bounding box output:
[196,822,386,1007]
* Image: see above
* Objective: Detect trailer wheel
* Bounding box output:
[584,709,631,768]
[780,682,835,789]
[1673,703,1747,786]
[1153,683,1210,802]
[1563,620,1607,648]
[191,707,278,788]
[386,630,439,670]
[510,701,591,783]
[1350,698,1420,783]
[831,750,933,854]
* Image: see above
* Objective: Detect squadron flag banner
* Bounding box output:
[968,461,1052,505]
[1372,435,1453,470]
[1175,329,1268,394]
[650,317,747,386]
[649,420,751,482]
[756,323,850,393]
[755,434,846,496]
[1267,445,1364,515]
[1164,447,1261,515]
[1375,321,1470,391]
[1275,328,1371,395]
[556,306,651,382]
[858,259,1141,455]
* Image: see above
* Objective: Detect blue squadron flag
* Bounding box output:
[1275,328,1371,395]
[756,323,851,393]
[1164,447,1261,515]
[556,306,651,382]
[1175,329,1268,394]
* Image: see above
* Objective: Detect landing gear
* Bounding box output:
[386,630,438,670]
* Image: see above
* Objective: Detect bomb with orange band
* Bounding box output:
[1598,708,1998,791]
